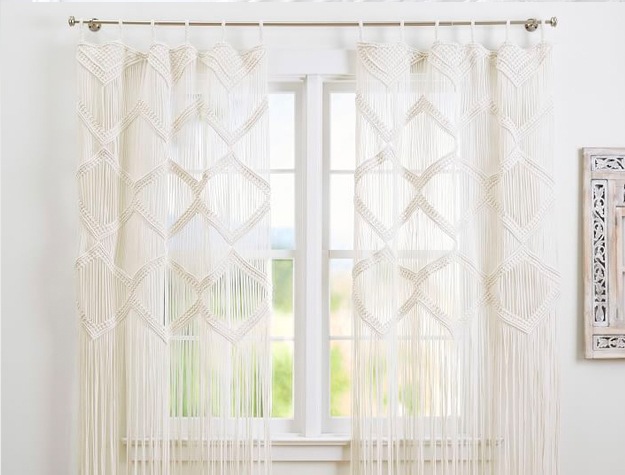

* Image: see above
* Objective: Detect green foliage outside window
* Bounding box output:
[170,258,357,419]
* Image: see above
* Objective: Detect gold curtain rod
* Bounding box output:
[68,16,557,33]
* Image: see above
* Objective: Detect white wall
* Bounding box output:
[2,2,625,474]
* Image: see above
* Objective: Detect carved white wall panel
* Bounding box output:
[584,148,625,358]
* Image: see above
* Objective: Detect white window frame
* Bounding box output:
[166,75,461,443]
[268,75,357,439]
[321,79,356,436]
[125,51,363,462]
[268,80,303,436]
[122,45,488,461]
[149,76,342,443]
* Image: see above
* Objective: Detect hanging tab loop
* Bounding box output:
[358,20,364,42]
[506,19,510,42]
[184,20,190,44]
[400,20,405,43]
[470,20,475,43]
[79,19,85,42]
[259,20,264,44]
[118,19,123,42]
[150,19,156,43]
[434,20,439,42]
[221,20,226,42]
[540,19,545,42]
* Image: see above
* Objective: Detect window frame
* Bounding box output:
[270,76,358,438]
[167,75,461,441]
[291,75,357,438]
[164,75,358,441]
[321,80,357,436]
[119,59,486,464]
[268,80,303,436]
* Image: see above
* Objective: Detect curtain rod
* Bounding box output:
[68,16,557,33]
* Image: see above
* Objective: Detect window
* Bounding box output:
[267,78,357,437]
[168,74,454,441]
[267,77,455,438]
[268,83,299,433]
[166,83,302,436]
[168,76,358,438]
[323,83,356,434]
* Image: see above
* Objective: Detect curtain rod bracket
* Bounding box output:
[525,17,556,32]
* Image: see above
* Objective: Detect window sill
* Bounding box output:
[125,436,499,463]
[272,436,350,462]
[124,435,351,462]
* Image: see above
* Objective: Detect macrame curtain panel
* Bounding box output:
[353,40,559,474]
[76,39,271,474]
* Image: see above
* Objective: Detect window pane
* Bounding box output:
[272,259,294,338]
[170,338,199,417]
[271,173,295,249]
[272,341,294,418]
[330,340,352,417]
[396,339,456,417]
[329,259,352,337]
[270,93,295,170]
[330,93,356,170]
[330,173,354,250]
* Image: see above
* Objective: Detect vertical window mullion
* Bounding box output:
[292,80,306,435]
[321,83,332,433]
[299,74,324,437]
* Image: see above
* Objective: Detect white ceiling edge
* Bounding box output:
[28,0,624,3]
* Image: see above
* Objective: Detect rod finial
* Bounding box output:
[68,16,76,27]
[548,16,558,28]
[88,18,102,32]
[524,18,539,32]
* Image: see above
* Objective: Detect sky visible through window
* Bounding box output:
[328,92,356,417]
[268,93,296,418]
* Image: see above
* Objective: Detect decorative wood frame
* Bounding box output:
[583,148,625,358]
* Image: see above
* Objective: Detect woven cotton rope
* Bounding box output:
[353,40,559,474]
[76,40,270,474]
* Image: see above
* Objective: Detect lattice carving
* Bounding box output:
[593,335,625,350]
[592,180,608,325]
[584,148,625,358]
[592,155,625,170]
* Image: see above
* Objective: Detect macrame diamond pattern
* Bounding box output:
[76,44,270,343]
[354,42,559,335]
